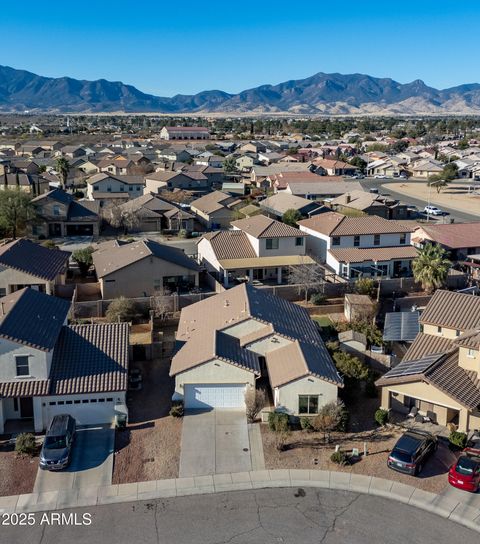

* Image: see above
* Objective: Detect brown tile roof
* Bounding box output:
[164,126,209,132]
[402,332,455,361]
[0,238,70,281]
[412,223,480,250]
[299,212,412,236]
[49,323,130,395]
[0,379,50,398]
[200,231,256,260]
[454,329,480,350]
[93,238,199,278]
[191,191,235,215]
[231,215,306,238]
[419,290,480,330]
[329,245,417,264]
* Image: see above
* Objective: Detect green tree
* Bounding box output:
[72,246,95,277]
[55,157,70,189]
[0,189,36,239]
[349,156,367,172]
[332,351,369,381]
[223,156,238,174]
[282,208,302,227]
[412,243,451,294]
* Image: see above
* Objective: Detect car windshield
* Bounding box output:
[44,436,67,449]
[391,450,412,463]
[456,457,478,476]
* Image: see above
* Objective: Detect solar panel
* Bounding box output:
[383,352,442,379]
[383,311,420,342]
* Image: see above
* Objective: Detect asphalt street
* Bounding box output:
[2,488,478,544]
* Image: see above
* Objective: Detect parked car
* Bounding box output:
[424,205,443,216]
[39,414,76,471]
[387,430,437,475]
[448,452,480,492]
[369,187,379,194]
[350,173,365,179]
[374,174,389,179]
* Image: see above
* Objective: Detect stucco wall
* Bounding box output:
[0,266,53,294]
[277,376,338,415]
[0,337,51,381]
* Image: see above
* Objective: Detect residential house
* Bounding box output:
[170,283,343,413]
[197,214,314,287]
[259,193,324,220]
[329,190,411,220]
[31,188,100,237]
[190,190,241,229]
[0,172,50,196]
[86,173,145,206]
[0,287,129,433]
[144,170,209,194]
[159,126,210,140]
[313,158,357,177]
[0,238,70,296]
[411,222,480,261]
[376,290,480,432]
[298,212,416,278]
[410,159,443,179]
[93,239,200,298]
[283,179,364,200]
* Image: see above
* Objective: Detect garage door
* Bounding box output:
[44,397,115,426]
[184,384,246,410]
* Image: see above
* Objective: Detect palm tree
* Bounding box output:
[412,243,451,294]
[55,157,70,189]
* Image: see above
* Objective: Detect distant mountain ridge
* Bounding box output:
[1,65,480,114]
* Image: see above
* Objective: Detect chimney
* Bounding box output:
[346,193,351,204]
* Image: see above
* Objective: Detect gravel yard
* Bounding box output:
[112,358,182,484]
[0,443,38,496]
[261,425,456,494]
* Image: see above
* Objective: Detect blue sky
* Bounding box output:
[1,1,478,96]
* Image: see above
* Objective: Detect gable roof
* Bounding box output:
[49,322,129,395]
[419,290,480,330]
[413,223,480,250]
[259,193,322,215]
[0,288,70,351]
[93,238,199,278]
[0,238,70,281]
[200,230,256,260]
[231,214,306,238]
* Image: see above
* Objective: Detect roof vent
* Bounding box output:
[224,299,230,307]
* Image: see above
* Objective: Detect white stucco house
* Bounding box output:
[298,212,417,279]
[170,283,343,415]
[0,288,129,434]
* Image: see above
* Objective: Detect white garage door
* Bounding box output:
[184,384,246,410]
[44,397,116,426]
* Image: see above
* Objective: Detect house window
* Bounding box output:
[93,186,99,191]
[298,395,319,414]
[400,233,406,245]
[129,186,133,191]
[53,205,60,216]
[266,238,279,250]
[467,348,476,358]
[332,236,340,246]
[120,186,124,191]
[107,186,112,192]
[354,235,360,247]
[15,355,30,377]
[295,237,304,247]
[374,234,381,246]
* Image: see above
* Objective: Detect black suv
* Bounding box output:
[39,414,76,471]
[387,430,437,475]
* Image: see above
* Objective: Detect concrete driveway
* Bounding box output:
[179,410,252,477]
[33,424,114,493]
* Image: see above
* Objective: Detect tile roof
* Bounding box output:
[0,379,50,398]
[171,284,342,387]
[419,290,480,330]
[287,180,363,196]
[329,245,418,264]
[0,288,70,351]
[0,238,70,281]
[49,323,129,395]
[454,329,480,350]
[191,191,235,215]
[200,231,256,260]
[299,211,412,236]
[93,238,200,278]
[401,332,455,361]
[231,215,306,238]
[260,193,322,215]
[412,223,480,250]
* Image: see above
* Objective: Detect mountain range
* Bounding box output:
[1,65,480,115]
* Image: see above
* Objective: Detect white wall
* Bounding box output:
[197,239,222,273]
[256,236,306,257]
[0,338,51,381]
[277,376,338,415]
[299,226,330,261]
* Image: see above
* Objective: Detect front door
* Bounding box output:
[49,223,62,236]
[19,397,34,419]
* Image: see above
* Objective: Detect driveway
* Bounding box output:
[33,424,114,493]
[179,410,252,477]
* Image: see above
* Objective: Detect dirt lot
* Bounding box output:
[112,358,182,484]
[0,443,38,496]
[386,181,480,216]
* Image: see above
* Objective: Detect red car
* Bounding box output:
[448,451,480,493]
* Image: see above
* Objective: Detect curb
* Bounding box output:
[1,470,479,533]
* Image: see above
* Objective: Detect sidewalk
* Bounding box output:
[0,469,479,533]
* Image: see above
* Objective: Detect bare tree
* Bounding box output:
[151,288,172,320]
[107,203,140,234]
[312,400,345,443]
[288,257,325,303]
[245,388,267,423]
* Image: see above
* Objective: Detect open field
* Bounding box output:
[385,181,480,217]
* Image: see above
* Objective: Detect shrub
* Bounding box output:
[449,431,467,449]
[15,433,36,455]
[313,400,345,442]
[41,239,58,249]
[354,277,376,297]
[338,404,350,433]
[268,411,290,432]
[374,408,389,426]
[72,246,95,277]
[330,450,348,465]
[310,293,327,305]
[105,296,137,323]
[300,416,314,431]
[333,351,369,381]
[178,229,191,239]
[245,388,267,423]
[169,402,184,418]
